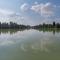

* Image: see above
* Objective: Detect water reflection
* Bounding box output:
[0,29,60,34]
[0,29,27,34]
[0,29,60,51]
[0,29,60,60]
[20,36,54,53]
[37,28,60,35]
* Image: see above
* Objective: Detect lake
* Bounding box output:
[0,29,60,60]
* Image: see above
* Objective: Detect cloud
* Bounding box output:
[0,8,16,22]
[0,9,34,25]
[20,3,29,12]
[20,2,57,17]
[0,8,14,16]
[31,2,55,17]
[19,2,60,25]
[0,2,59,25]
[0,9,25,24]
[34,2,38,4]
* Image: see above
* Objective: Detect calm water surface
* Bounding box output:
[0,29,60,60]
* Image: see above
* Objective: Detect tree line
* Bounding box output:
[33,22,60,29]
[0,21,60,29]
[0,22,31,29]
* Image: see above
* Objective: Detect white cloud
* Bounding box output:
[0,9,25,24]
[0,8,14,16]
[31,2,55,17]
[34,2,38,4]
[0,2,59,25]
[0,8,16,22]
[20,3,29,12]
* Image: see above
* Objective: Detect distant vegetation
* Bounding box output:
[0,21,60,29]
[32,22,60,29]
[0,21,60,35]
[0,22,31,29]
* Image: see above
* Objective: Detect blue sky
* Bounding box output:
[0,0,60,25]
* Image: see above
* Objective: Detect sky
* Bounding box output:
[0,0,60,25]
